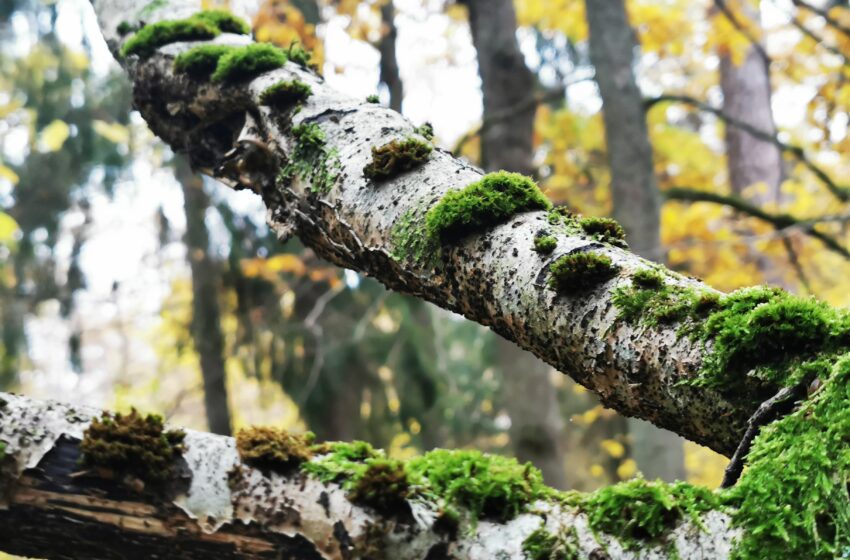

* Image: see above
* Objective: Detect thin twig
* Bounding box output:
[647,95,850,201]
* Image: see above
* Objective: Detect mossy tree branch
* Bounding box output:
[0,392,736,559]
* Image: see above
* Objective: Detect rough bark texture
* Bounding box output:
[584,0,685,481]
[0,391,739,559]
[177,156,233,436]
[464,0,568,490]
[86,0,758,458]
[719,2,783,200]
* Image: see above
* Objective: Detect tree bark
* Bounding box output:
[584,0,685,481]
[0,391,738,559]
[378,0,403,113]
[719,2,783,201]
[176,156,233,436]
[463,0,568,490]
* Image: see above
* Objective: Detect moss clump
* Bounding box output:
[235,427,314,472]
[120,10,249,58]
[632,268,665,290]
[302,440,381,484]
[425,171,552,245]
[407,449,547,522]
[191,9,250,35]
[173,44,235,77]
[363,137,432,181]
[211,43,287,82]
[549,252,618,293]
[724,355,850,559]
[280,122,340,193]
[348,459,411,513]
[79,409,186,483]
[117,21,136,36]
[259,79,312,107]
[522,526,580,560]
[366,94,380,103]
[415,122,434,141]
[696,287,848,391]
[121,18,218,58]
[578,478,719,549]
[580,216,627,247]
[284,42,312,67]
[534,234,557,255]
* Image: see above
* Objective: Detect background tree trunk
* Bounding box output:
[585,0,685,482]
[378,0,403,113]
[176,157,232,436]
[464,0,568,489]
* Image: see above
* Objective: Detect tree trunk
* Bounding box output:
[176,157,232,436]
[719,2,783,201]
[464,0,568,489]
[0,391,737,559]
[378,0,403,113]
[584,0,685,481]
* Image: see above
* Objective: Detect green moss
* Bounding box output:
[579,216,627,247]
[235,427,314,472]
[425,171,552,245]
[522,526,580,560]
[259,79,312,107]
[415,122,434,141]
[173,44,235,77]
[348,459,411,513]
[724,355,850,558]
[117,21,136,36]
[302,440,380,484]
[578,478,720,550]
[406,449,547,522]
[280,122,340,194]
[549,252,618,293]
[120,18,219,58]
[284,42,312,67]
[191,9,251,35]
[0,441,5,462]
[631,268,664,289]
[79,409,186,483]
[363,137,432,181]
[366,94,380,103]
[534,234,557,255]
[390,207,438,265]
[212,43,288,82]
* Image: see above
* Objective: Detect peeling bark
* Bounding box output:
[86,0,760,457]
[0,392,739,559]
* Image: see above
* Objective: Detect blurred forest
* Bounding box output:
[2,0,850,528]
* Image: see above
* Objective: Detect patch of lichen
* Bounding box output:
[425,171,552,245]
[120,10,249,59]
[79,409,186,483]
[235,426,314,472]
[363,137,433,181]
[575,478,720,550]
[348,459,411,513]
[259,79,312,107]
[579,216,627,247]
[723,354,850,559]
[280,122,340,193]
[407,449,548,522]
[534,234,557,255]
[549,252,618,293]
[173,44,235,77]
[522,526,580,560]
[212,43,288,82]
